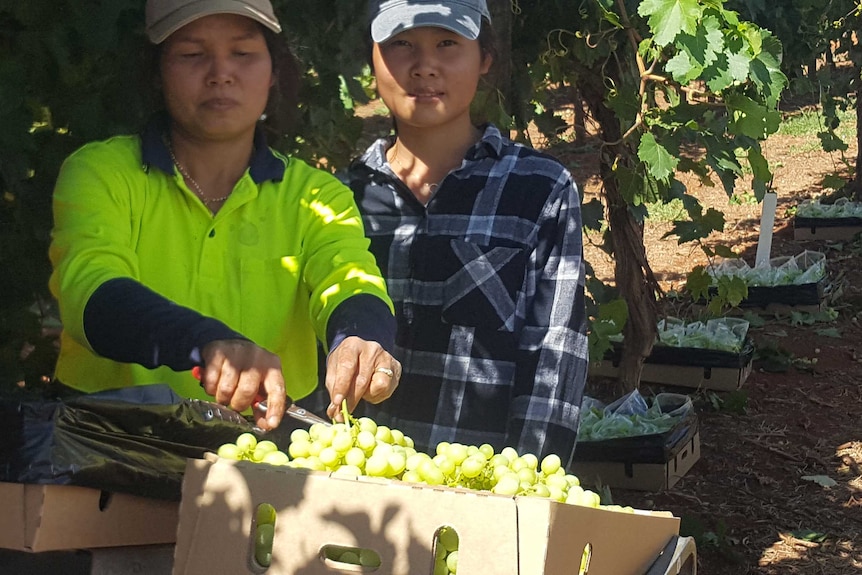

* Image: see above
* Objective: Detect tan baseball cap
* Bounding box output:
[145,0,282,44]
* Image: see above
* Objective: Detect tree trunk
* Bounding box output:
[576,67,661,395]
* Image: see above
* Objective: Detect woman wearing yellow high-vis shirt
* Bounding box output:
[48,0,400,432]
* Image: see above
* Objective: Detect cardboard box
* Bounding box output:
[793,216,862,241]
[173,456,682,575]
[571,430,701,492]
[0,482,180,553]
[591,358,753,391]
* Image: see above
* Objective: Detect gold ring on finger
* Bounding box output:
[375,367,394,377]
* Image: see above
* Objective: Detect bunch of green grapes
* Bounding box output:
[287,416,416,478]
[216,432,290,466]
[434,527,459,575]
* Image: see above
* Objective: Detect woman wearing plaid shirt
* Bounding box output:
[345,0,589,467]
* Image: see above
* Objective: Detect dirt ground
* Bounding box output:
[548,106,862,573]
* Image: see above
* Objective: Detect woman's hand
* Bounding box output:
[324,336,401,421]
[198,339,286,430]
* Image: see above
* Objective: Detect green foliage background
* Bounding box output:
[0,0,858,390]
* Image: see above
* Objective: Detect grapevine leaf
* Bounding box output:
[747,147,772,200]
[685,266,712,302]
[676,32,709,68]
[727,51,751,83]
[703,54,734,92]
[606,88,640,127]
[638,0,702,46]
[666,207,725,243]
[638,132,679,182]
[726,94,780,140]
[666,51,698,83]
[716,275,748,307]
[821,173,848,190]
[750,32,788,106]
[615,165,643,205]
[581,198,605,231]
[817,130,849,153]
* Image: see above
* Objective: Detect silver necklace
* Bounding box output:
[389,142,439,193]
[168,144,231,207]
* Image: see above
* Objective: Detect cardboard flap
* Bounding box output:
[0,483,30,550]
[516,497,680,575]
[0,482,179,552]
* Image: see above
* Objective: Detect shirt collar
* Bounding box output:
[359,123,504,172]
[140,113,285,183]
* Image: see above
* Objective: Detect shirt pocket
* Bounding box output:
[440,240,527,332]
[239,256,303,341]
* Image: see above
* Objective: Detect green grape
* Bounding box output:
[565,485,586,506]
[357,430,377,452]
[235,432,258,453]
[365,454,390,477]
[308,422,328,440]
[256,503,276,527]
[390,428,405,446]
[307,440,325,457]
[387,452,407,476]
[432,454,456,477]
[418,460,446,486]
[216,443,243,460]
[433,557,449,575]
[435,441,451,457]
[372,441,394,458]
[547,485,566,502]
[255,440,279,454]
[460,455,485,479]
[303,456,326,471]
[332,464,362,477]
[402,436,415,449]
[317,425,336,445]
[288,440,311,459]
[540,453,562,476]
[331,430,354,453]
[447,443,468,465]
[401,469,422,483]
[564,474,581,487]
[492,474,520,495]
[489,454,509,468]
[338,550,360,564]
[531,483,551,498]
[406,452,431,471]
[492,465,513,482]
[478,443,495,459]
[357,417,378,434]
[318,446,340,468]
[438,527,459,552]
[500,446,519,463]
[517,467,537,485]
[544,473,569,491]
[289,428,310,444]
[344,446,366,468]
[262,450,290,466]
[254,523,274,567]
[359,548,381,568]
[521,453,539,470]
[375,425,394,444]
[446,550,458,573]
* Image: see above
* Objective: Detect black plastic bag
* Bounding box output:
[0,384,290,501]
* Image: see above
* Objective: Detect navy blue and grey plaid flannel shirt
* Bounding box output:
[345,124,588,467]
